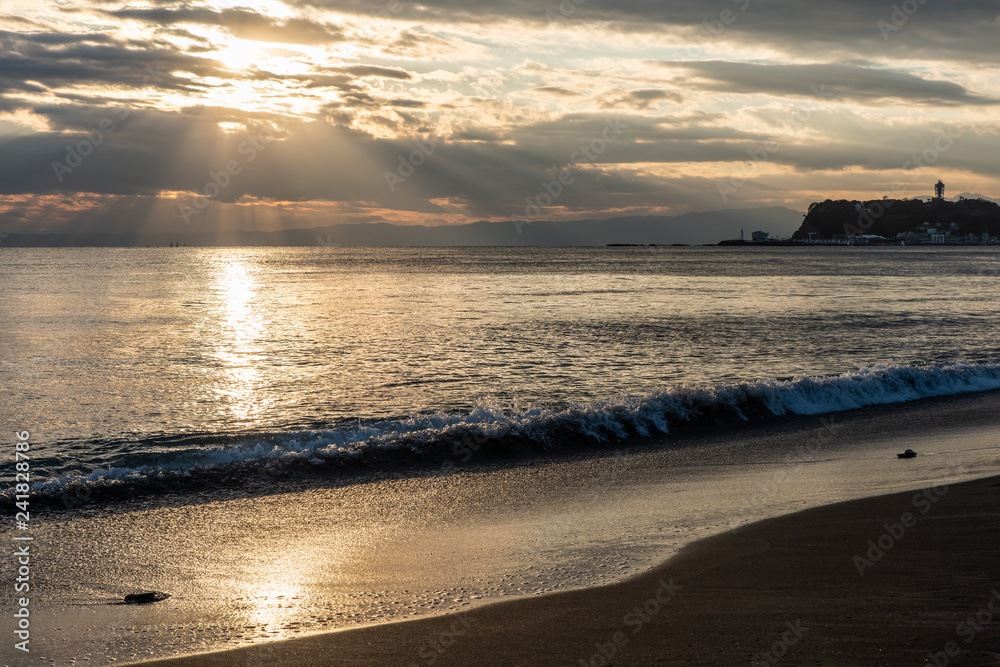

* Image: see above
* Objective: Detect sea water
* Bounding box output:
[2,245,1000,500]
[4,245,1000,665]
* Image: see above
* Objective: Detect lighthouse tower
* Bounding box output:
[934,180,945,200]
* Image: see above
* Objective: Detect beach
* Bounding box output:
[134,474,1000,667]
[6,388,997,666]
[5,247,1000,666]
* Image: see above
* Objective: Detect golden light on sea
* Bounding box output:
[211,254,266,425]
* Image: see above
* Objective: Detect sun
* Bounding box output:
[216,38,270,72]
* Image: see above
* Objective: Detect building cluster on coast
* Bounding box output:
[803,224,1000,246]
[727,181,1000,246]
[892,224,999,246]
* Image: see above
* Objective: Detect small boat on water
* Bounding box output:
[897,449,917,459]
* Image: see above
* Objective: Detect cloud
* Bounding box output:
[0,30,229,95]
[279,0,1000,62]
[600,88,684,110]
[670,61,999,107]
[108,8,346,45]
[340,65,413,80]
[531,86,581,97]
[1,0,998,235]
[380,28,486,60]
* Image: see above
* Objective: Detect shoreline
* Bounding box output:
[25,384,1000,517]
[132,473,1000,666]
[9,389,1000,665]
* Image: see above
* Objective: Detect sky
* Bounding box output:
[1,0,998,236]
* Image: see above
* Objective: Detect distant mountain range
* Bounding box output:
[0,207,802,247]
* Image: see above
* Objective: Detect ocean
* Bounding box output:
[4,245,1000,665]
[2,245,1000,501]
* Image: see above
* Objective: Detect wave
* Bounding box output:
[13,361,1000,506]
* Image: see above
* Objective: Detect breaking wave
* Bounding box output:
[13,362,1000,506]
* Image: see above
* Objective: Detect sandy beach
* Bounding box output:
[132,472,1000,666]
[5,389,993,666]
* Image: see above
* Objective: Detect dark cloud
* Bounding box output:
[671,61,999,106]
[0,31,229,94]
[382,29,463,58]
[320,91,426,110]
[0,30,113,46]
[1,104,997,234]
[1,0,997,233]
[2,99,989,211]
[600,88,684,110]
[285,0,1000,61]
[340,65,412,80]
[531,86,581,97]
[108,8,346,44]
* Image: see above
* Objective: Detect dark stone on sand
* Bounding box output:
[897,449,917,459]
[124,591,171,604]
[132,476,1000,667]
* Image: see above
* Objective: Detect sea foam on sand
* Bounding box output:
[9,389,1000,666]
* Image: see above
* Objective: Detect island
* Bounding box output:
[721,183,1000,246]
[793,193,1000,244]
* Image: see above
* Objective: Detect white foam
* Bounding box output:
[23,362,1000,499]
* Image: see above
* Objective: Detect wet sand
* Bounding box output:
[9,390,1000,665]
[135,473,1000,666]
